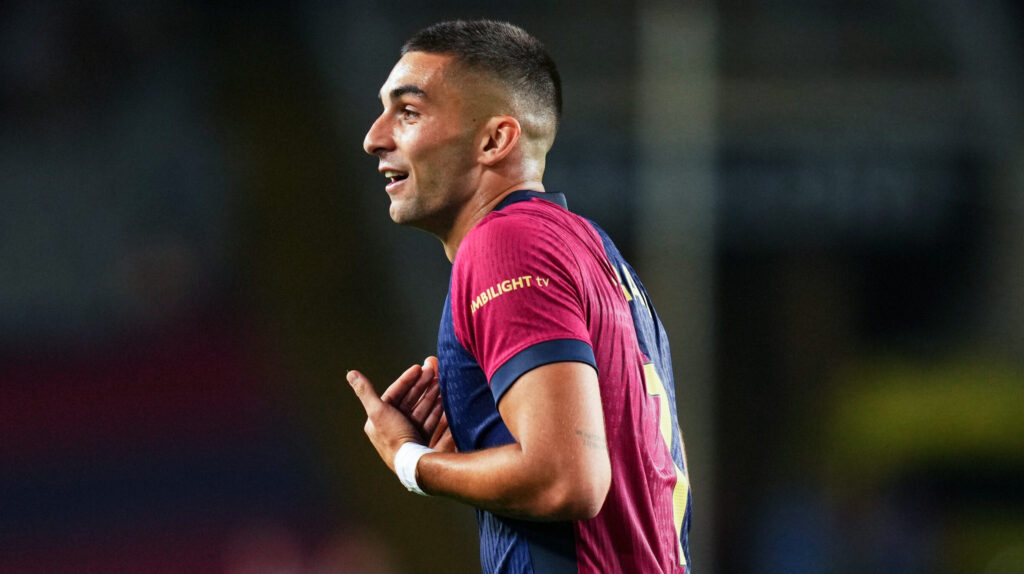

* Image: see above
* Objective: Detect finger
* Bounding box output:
[429,412,450,449]
[435,431,456,453]
[410,383,441,426]
[424,356,439,380]
[398,366,436,414]
[421,396,443,435]
[433,425,456,453]
[347,370,383,413]
[381,364,423,405]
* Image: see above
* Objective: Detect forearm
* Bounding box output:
[415,441,605,521]
[349,362,610,521]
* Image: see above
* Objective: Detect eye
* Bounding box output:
[400,106,420,120]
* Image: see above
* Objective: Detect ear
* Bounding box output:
[478,116,521,166]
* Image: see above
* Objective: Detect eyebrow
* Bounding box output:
[380,84,427,102]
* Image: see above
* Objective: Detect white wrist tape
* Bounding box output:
[394,442,434,496]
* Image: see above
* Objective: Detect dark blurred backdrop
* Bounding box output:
[1,1,1022,573]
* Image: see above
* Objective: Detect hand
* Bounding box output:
[381,357,443,440]
[347,369,423,472]
[357,357,458,455]
[388,357,457,453]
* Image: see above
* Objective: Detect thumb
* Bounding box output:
[347,370,382,413]
[423,356,439,378]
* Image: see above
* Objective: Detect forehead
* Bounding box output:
[379,51,461,103]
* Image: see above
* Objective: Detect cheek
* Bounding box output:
[404,121,478,183]
[439,131,479,169]
[417,141,472,179]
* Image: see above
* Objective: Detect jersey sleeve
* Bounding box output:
[450,211,597,403]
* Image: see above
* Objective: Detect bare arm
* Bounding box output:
[347,361,611,521]
[418,361,611,520]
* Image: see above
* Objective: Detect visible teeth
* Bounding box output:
[384,171,405,179]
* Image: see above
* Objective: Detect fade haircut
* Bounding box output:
[401,20,562,139]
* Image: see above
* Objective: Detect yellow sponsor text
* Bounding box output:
[470,275,547,314]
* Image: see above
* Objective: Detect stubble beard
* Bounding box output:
[390,159,476,239]
[388,185,460,239]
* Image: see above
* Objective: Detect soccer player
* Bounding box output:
[347,20,693,573]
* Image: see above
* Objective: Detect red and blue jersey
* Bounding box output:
[438,190,692,573]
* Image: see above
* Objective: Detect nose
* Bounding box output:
[363,113,393,156]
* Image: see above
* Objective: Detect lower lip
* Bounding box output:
[385,178,407,193]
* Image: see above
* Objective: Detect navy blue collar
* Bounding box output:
[494,190,567,212]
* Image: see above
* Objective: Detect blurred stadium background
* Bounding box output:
[1,1,1022,573]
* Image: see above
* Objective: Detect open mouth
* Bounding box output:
[384,170,409,185]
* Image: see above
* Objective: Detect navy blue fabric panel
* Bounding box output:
[477,510,579,574]
[489,339,597,404]
[522,521,579,574]
[475,509,533,574]
[438,290,516,452]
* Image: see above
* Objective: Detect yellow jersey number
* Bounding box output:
[616,262,689,566]
[643,362,689,567]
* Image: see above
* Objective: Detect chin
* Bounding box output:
[388,201,419,226]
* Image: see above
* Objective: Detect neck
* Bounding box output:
[440,180,545,262]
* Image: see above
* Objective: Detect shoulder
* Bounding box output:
[469,201,569,243]
[456,201,576,268]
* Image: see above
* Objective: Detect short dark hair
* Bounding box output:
[401,20,562,126]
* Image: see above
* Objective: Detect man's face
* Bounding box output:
[363,51,481,231]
